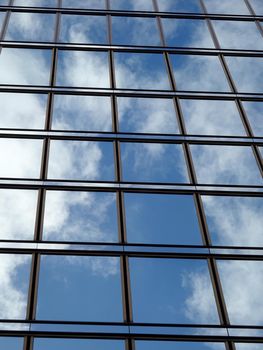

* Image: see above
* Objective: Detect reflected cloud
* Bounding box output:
[110,0,153,11]
[203,0,250,14]
[157,0,201,13]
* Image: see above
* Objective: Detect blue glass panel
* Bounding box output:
[121,142,188,183]
[242,101,263,137]
[37,255,123,321]
[110,0,153,11]
[14,0,57,6]
[0,338,23,350]
[203,0,250,15]
[157,0,201,13]
[250,0,263,14]
[125,193,202,244]
[34,338,125,350]
[62,0,105,9]
[136,341,226,350]
[235,344,263,350]
[130,258,219,323]
[118,97,179,134]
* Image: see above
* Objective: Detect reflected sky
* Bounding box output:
[110,0,153,11]
[157,0,201,13]
[34,339,125,350]
[13,0,57,7]
[235,343,263,350]
[0,338,23,350]
[136,341,226,350]
[250,0,263,15]
[242,101,263,137]
[62,0,105,9]
[203,0,250,15]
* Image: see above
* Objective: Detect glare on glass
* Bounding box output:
[48,140,115,181]
[180,99,246,136]
[13,0,57,6]
[56,50,110,88]
[112,17,160,46]
[0,48,51,85]
[157,0,201,13]
[114,52,170,90]
[0,338,24,350]
[43,191,118,242]
[5,12,55,42]
[0,254,31,320]
[62,0,105,9]
[171,55,230,92]
[250,0,263,15]
[0,138,42,178]
[136,341,226,350]
[130,258,219,323]
[0,92,47,129]
[121,142,189,183]
[37,255,123,321]
[60,15,108,44]
[203,0,250,15]
[202,196,263,247]
[110,0,153,11]
[242,101,263,137]
[191,145,263,185]
[162,19,214,48]
[117,97,179,134]
[125,193,202,244]
[34,339,125,350]
[0,189,38,240]
[217,260,263,325]
[52,95,112,132]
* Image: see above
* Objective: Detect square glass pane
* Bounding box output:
[242,101,263,137]
[136,341,226,350]
[121,142,189,183]
[125,193,202,245]
[37,255,123,321]
[235,344,263,350]
[0,92,47,129]
[118,97,179,134]
[0,138,42,178]
[202,196,263,246]
[191,145,262,185]
[5,12,55,42]
[157,0,202,13]
[162,19,214,48]
[212,20,263,50]
[226,57,263,93]
[60,15,108,44]
[0,338,24,350]
[130,258,219,323]
[250,0,263,15]
[0,189,38,240]
[171,55,230,92]
[34,339,125,350]
[48,140,115,181]
[0,48,51,85]
[217,260,263,325]
[114,52,170,90]
[112,17,160,46]
[180,99,246,136]
[110,0,153,11]
[0,254,31,319]
[56,50,110,88]
[203,0,250,15]
[14,0,57,6]
[43,191,118,242]
[52,95,112,132]
[62,0,105,9]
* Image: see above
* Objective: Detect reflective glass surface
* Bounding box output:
[37,255,122,321]
[157,0,201,13]
[136,341,226,350]
[242,101,263,137]
[62,0,105,9]
[203,0,250,15]
[0,0,9,5]
[13,0,57,7]
[110,0,153,11]
[43,191,118,242]
[130,258,219,323]
[125,193,202,244]
[250,0,263,14]
[0,11,5,29]
[0,338,23,350]
[235,344,263,350]
[34,339,125,350]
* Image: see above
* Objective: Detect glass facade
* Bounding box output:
[0,1,262,350]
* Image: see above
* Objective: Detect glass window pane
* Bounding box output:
[162,19,214,48]
[0,92,47,129]
[0,48,51,85]
[62,0,105,9]
[110,0,153,11]
[235,344,263,350]
[191,145,262,185]
[34,339,125,350]
[5,12,55,42]
[136,341,226,350]
[171,55,230,92]
[118,97,179,134]
[203,0,250,15]
[130,258,219,323]
[121,142,189,183]
[52,95,112,132]
[0,11,5,29]
[56,50,110,88]
[112,17,160,46]
[48,140,115,181]
[125,193,202,245]
[37,255,123,321]
[14,0,57,7]
[202,196,263,246]
[0,1,9,5]
[43,191,118,242]
[114,52,170,90]
[0,338,24,350]
[242,101,263,137]
[226,57,263,93]
[212,20,263,50]
[180,99,246,136]
[157,0,202,13]
[250,0,263,14]
[0,254,31,319]
[217,260,263,325]
[0,189,38,240]
[60,15,108,44]
[0,138,42,178]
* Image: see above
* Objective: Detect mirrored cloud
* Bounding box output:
[203,0,250,15]
[242,101,263,137]
[157,0,201,13]
[110,0,153,11]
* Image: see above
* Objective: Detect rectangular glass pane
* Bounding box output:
[48,140,115,181]
[0,11,5,29]
[136,341,226,350]
[0,1,9,5]
[157,0,202,13]
[62,0,105,9]
[43,191,118,242]
[52,95,112,132]
[118,97,179,134]
[37,255,123,321]
[121,142,189,183]
[242,101,263,137]
[203,0,250,15]
[235,344,263,350]
[110,0,153,11]
[14,0,57,7]
[34,339,125,350]
[250,0,263,14]
[130,257,219,323]
[0,338,23,350]
[125,193,202,245]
